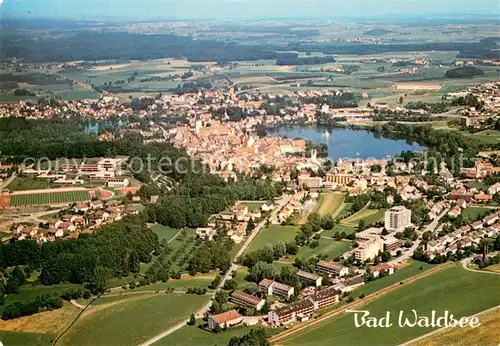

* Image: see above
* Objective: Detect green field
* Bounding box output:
[462,207,491,220]
[60,293,208,346]
[0,331,54,346]
[312,193,345,215]
[246,225,299,253]
[151,224,183,242]
[238,201,265,212]
[157,323,282,346]
[6,177,54,191]
[295,239,352,260]
[9,191,91,206]
[341,208,385,227]
[280,265,500,346]
[5,283,83,305]
[470,130,500,144]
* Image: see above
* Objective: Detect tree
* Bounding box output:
[187,313,196,325]
[210,275,222,289]
[223,279,238,291]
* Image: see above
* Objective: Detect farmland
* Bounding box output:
[312,193,345,215]
[9,190,91,206]
[158,323,283,346]
[245,225,299,253]
[58,293,208,346]
[412,307,500,346]
[0,331,54,346]
[278,265,500,346]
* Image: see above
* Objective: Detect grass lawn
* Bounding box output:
[312,193,345,215]
[280,264,500,346]
[295,239,352,261]
[238,201,265,212]
[130,273,216,292]
[472,129,500,144]
[6,177,54,191]
[246,225,299,253]
[341,208,385,227]
[59,294,208,346]
[412,307,500,346]
[354,260,435,296]
[322,224,356,238]
[0,331,55,346]
[156,323,283,346]
[335,203,353,220]
[5,283,83,305]
[461,207,491,220]
[151,224,182,242]
[484,263,500,274]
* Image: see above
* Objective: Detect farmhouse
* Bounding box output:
[208,310,242,330]
[229,290,265,311]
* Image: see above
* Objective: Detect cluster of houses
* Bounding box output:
[425,211,500,260]
[10,199,137,243]
[196,202,272,243]
[275,190,307,224]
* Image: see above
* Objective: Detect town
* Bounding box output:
[1,8,500,346]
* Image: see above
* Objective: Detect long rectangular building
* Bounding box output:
[229,290,265,311]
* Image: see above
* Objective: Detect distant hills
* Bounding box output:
[363,29,394,36]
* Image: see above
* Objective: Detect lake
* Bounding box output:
[268,126,424,160]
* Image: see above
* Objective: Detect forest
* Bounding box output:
[0,216,158,289]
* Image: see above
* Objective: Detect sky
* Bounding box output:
[1,0,499,20]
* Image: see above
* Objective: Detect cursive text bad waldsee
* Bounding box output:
[345,310,481,328]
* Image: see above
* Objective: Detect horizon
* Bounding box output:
[1,0,499,21]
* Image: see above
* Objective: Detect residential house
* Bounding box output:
[208,310,242,330]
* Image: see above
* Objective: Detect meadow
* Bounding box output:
[59,293,208,346]
[9,191,91,207]
[294,239,352,261]
[312,193,345,215]
[158,323,283,346]
[340,208,386,227]
[245,225,299,252]
[279,265,500,346]
[412,307,500,346]
[0,331,55,346]
[461,207,491,220]
[6,177,54,191]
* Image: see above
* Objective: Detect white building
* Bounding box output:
[384,206,412,232]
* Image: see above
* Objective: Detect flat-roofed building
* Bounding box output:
[354,238,384,262]
[297,270,322,287]
[229,290,265,311]
[106,177,130,188]
[384,206,412,232]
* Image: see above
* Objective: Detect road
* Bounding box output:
[389,208,449,266]
[138,194,291,346]
[0,174,16,190]
[461,252,500,275]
